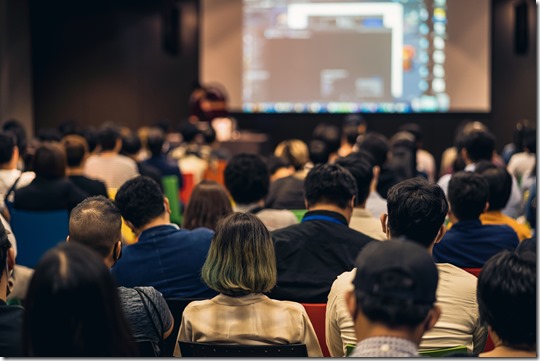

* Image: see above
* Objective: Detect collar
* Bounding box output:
[354,336,418,357]
[302,210,348,226]
[451,219,482,229]
[212,293,269,306]
[138,224,180,241]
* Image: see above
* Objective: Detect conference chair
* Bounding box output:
[8,206,68,268]
[462,267,482,277]
[290,209,307,223]
[178,341,308,357]
[133,340,159,357]
[180,173,195,205]
[301,303,330,357]
[163,298,205,357]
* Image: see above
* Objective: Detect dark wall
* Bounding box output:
[29,0,536,172]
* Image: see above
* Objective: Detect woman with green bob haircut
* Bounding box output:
[174,212,322,357]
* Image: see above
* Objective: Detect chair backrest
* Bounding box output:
[300,303,330,357]
[133,340,158,357]
[163,298,204,357]
[290,209,307,223]
[107,188,137,244]
[178,341,308,357]
[9,207,68,268]
[203,159,227,186]
[180,173,195,205]
[462,268,482,277]
[419,345,468,357]
[162,175,182,225]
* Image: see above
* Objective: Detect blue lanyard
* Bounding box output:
[302,215,347,226]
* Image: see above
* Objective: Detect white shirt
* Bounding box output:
[84,154,139,190]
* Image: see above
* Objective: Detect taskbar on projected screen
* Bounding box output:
[242,101,449,113]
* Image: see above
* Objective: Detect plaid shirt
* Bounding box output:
[349,336,419,357]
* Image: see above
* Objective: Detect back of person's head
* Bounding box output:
[201,212,276,296]
[308,139,330,164]
[146,127,166,157]
[462,130,496,162]
[179,122,201,144]
[348,149,377,168]
[61,135,89,168]
[266,155,291,178]
[79,127,98,153]
[385,178,448,248]
[69,196,122,259]
[32,142,67,179]
[351,239,439,329]
[399,123,423,146]
[516,237,536,256]
[97,124,121,152]
[201,125,217,144]
[312,123,341,155]
[477,251,536,351]
[115,176,165,229]
[304,163,357,209]
[2,119,27,157]
[448,171,489,221]
[342,114,367,146]
[274,139,309,171]
[22,243,135,357]
[224,153,269,204]
[475,161,512,211]
[335,155,373,206]
[0,131,16,165]
[182,181,232,231]
[522,127,536,154]
[37,128,62,142]
[120,132,142,156]
[356,132,389,167]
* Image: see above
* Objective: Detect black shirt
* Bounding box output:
[269,210,375,303]
[14,177,89,212]
[69,175,108,198]
[0,300,24,356]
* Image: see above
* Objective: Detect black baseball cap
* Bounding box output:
[353,238,438,305]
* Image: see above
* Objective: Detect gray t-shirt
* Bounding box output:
[118,286,173,345]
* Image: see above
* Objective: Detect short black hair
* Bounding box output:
[399,123,423,144]
[304,163,357,209]
[335,155,373,206]
[356,132,389,167]
[2,119,27,158]
[224,154,269,204]
[386,178,448,248]
[448,171,489,221]
[308,139,330,164]
[462,130,496,162]
[62,135,89,167]
[33,143,67,179]
[120,133,142,156]
[114,176,165,229]
[522,128,536,154]
[477,251,536,350]
[179,123,201,144]
[266,155,290,176]
[475,161,512,211]
[146,128,165,157]
[0,131,16,164]
[312,123,341,155]
[97,124,120,151]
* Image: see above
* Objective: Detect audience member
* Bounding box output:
[388,130,418,182]
[308,139,330,165]
[266,155,294,182]
[338,114,367,158]
[174,213,323,357]
[68,196,173,354]
[182,180,232,231]
[507,127,536,182]
[346,240,441,357]
[2,119,28,170]
[0,221,22,356]
[111,176,216,299]
[326,178,486,356]
[22,243,136,357]
[14,142,88,211]
[84,124,139,189]
[224,154,297,231]
[477,251,536,357]
[142,127,184,189]
[120,131,163,188]
[171,122,209,184]
[399,123,436,182]
[335,155,386,240]
[433,172,519,267]
[475,161,531,240]
[501,118,532,164]
[266,139,310,209]
[312,123,341,163]
[61,135,108,197]
[270,164,374,303]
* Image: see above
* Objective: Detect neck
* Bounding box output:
[66,166,85,175]
[308,204,351,223]
[100,150,118,157]
[356,322,420,346]
[137,214,171,234]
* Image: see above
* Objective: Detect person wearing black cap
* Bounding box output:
[345,239,441,357]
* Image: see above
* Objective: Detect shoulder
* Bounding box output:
[116,155,138,168]
[437,263,477,289]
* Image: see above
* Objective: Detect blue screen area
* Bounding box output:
[242,0,450,113]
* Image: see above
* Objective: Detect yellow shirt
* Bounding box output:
[480,211,532,241]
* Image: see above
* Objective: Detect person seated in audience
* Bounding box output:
[13,142,88,212]
[312,123,341,164]
[308,139,330,165]
[22,243,136,357]
[346,240,441,357]
[84,123,139,190]
[61,135,108,197]
[120,131,163,188]
[170,122,209,185]
[0,221,23,356]
[1,119,28,170]
[142,127,184,189]
[338,114,367,158]
[266,155,294,182]
[326,178,487,357]
[174,213,323,357]
[475,161,531,240]
[0,131,35,220]
[270,164,374,303]
[433,172,519,267]
[266,139,310,210]
[438,130,523,218]
[507,126,536,182]
[224,154,297,231]
[334,155,386,240]
[477,251,536,357]
[182,180,232,231]
[68,196,173,354]
[399,123,436,182]
[111,176,216,299]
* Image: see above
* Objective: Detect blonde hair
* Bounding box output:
[201,213,277,295]
[274,139,309,171]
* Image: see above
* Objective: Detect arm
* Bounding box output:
[149,288,174,340]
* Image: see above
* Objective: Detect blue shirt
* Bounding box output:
[433,220,519,268]
[143,155,184,189]
[111,224,217,299]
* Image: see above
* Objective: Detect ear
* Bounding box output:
[66,235,70,243]
[380,213,389,235]
[424,305,442,332]
[345,290,357,319]
[349,196,356,210]
[113,240,122,261]
[7,248,15,272]
[483,202,489,213]
[163,197,171,215]
[434,225,446,244]
[304,198,309,210]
